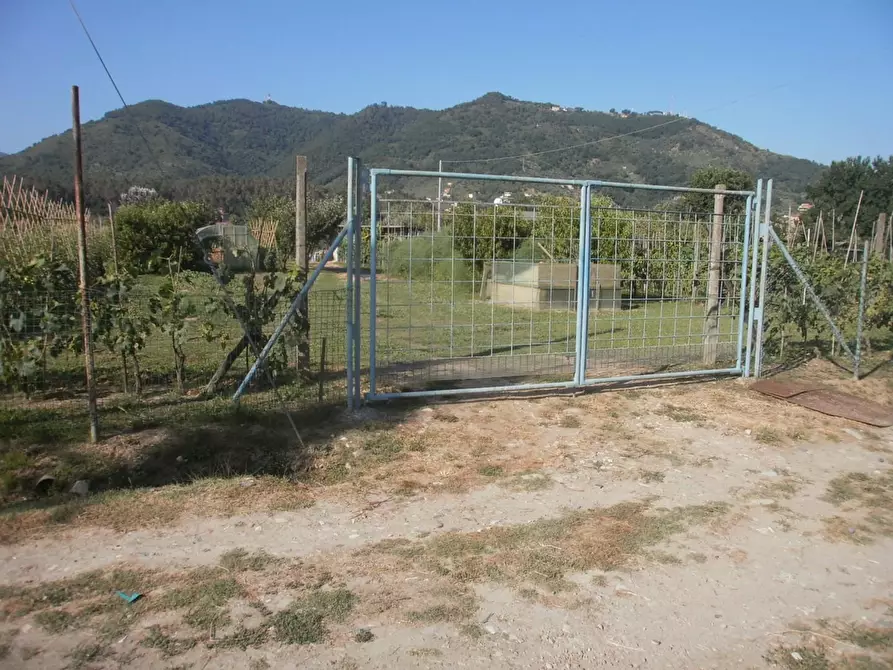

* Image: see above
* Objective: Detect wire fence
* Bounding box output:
[0,285,348,411]
[759,238,893,375]
[369,189,748,392]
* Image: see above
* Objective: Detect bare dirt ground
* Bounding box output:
[1,359,892,669]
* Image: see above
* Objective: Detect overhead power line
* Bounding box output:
[68,0,166,177]
[441,83,790,166]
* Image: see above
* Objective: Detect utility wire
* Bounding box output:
[68,0,167,177]
[441,83,790,166]
[69,0,306,445]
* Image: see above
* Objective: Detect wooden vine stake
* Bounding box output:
[72,85,99,442]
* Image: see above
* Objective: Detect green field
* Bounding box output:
[3,263,741,406]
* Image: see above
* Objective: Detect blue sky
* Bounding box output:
[1,0,891,164]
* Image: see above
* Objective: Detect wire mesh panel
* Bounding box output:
[370,176,586,395]
[365,169,756,399]
[583,200,750,380]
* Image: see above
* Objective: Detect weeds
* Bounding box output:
[640,470,665,484]
[34,609,79,633]
[655,404,705,424]
[558,413,581,428]
[142,625,197,657]
[500,470,553,492]
[407,595,477,624]
[379,501,728,592]
[823,470,893,543]
[219,548,281,572]
[213,625,269,650]
[755,426,783,445]
[67,642,107,669]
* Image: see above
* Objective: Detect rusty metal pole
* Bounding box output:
[72,85,99,442]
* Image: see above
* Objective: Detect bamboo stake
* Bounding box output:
[844,190,864,266]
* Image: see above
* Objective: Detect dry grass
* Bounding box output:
[141,625,198,657]
[654,404,707,425]
[407,595,478,624]
[765,619,893,669]
[219,548,282,573]
[822,469,893,543]
[376,500,728,592]
[499,470,554,492]
[640,470,665,484]
[755,426,784,445]
[557,413,581,428]
[739,475,804,503]
[0,476,314,544]
[0,550,363,662]
[66,641,108,669]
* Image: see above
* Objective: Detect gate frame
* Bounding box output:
[364,167,761,402]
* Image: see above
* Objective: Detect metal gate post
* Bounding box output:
[753,179,773,378]
[368,171,379,398]
[574,184,592,385]
[744,179,763,377]
[345,158,356,409]
[734,193,754,371]
[353,161,364,408]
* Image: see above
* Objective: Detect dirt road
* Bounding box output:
[1,362,891,669]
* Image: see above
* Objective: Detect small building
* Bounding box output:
[195,222,260,271]
[485,261,621,311]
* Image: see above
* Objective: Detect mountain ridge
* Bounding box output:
[0,92,822,208]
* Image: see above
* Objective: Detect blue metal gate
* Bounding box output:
[234,161,773,408]
[362,168,768,401]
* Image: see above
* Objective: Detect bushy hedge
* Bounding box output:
[116,200,214,273]
[382,229,473,285]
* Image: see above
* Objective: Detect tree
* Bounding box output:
[202,266,303,395]
[149,258,196,394]
[806,156,893,239]
[115,199,215,273]
[683,167,754,215]
[119,186,160,206]
[247,192,346,267]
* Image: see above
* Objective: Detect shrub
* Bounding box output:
[382,229,473,285]
[116,200,214,273]
[0,256,80,390]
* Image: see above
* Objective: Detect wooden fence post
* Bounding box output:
[703,184,725,366]
[872,213,887,258]
[295,156,311,378]
[72,85,99,443]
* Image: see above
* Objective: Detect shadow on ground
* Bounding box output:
[0,390,420,518]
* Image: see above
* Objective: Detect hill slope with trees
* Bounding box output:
[0,92,822,209]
